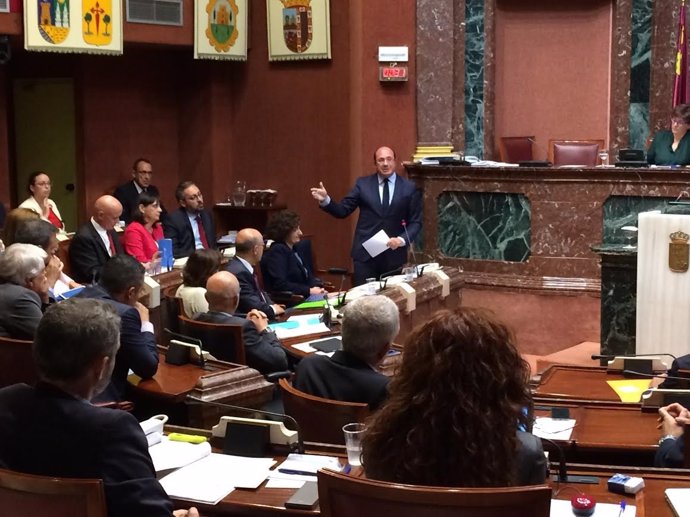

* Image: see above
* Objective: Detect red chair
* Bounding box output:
[498,136,534,163]
[549,139,604,167]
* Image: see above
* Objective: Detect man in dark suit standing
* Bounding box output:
[77,255,159,402]
[164,181,217,258]
[113,158,166,224]
[310,146,423,286]
[69,195,124,284]
[225,228,285,319]
[0,298,198,517]
[294,295,399,410]
[195,271,289,374]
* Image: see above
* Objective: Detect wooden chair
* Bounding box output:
[177,314,246,364]
[0,468,106,517]
[548,139,605,167]
[0,336,37,388]
[279,378,369,445]
[498,136,535,163]
[317,468,551,517]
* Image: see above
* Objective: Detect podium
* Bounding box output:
[636,211,690,357]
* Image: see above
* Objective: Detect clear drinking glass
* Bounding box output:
[232,181,247,207]
[598,149,609,167]
[342,423,366,467]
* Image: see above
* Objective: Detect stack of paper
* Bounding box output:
[148,437,212,472]
[269,315,330,340]
[266,453,342,489]
[160,454,276,504]
[666,488,690,517]
[531,417,577,441]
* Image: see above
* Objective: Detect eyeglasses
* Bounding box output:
[671,118,687,125]
[186,193,203,201]
[34,181,51,187]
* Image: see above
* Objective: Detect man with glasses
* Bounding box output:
[165,180,217,258]
[114,158,167,224]
[310,146,422,285]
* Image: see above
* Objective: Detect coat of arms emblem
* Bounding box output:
[280,0,312,53]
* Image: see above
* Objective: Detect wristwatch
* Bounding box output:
[659,434,677,445]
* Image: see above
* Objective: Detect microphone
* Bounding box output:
[327,267,349,307]
[539,436,598,484]
[592,353,677,361]
[378,267,403,290]
[185,395,305,454]
[621,370,690,382]
[401,219,421,277]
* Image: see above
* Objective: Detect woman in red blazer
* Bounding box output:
[122,191,164,266]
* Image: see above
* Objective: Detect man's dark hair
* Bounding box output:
[132,157,151,171]
[13,219,57,250]
[100,254,145,295]
[33,299,120,381]
[175,180,196,202]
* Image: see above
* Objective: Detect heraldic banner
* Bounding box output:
[24,0,123,55]
[266,0,330,61]
[195,0,248,60]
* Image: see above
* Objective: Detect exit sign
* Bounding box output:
[379,65,408,82]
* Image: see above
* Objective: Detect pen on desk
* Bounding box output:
[617,500,626,517]
[278,468,318,477]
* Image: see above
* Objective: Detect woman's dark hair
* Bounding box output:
[131,191,160,226]
[27,171,48,195]
[672,103,690,125]
[182,249,222,287]
[264,210,300,242]
[362,307,532,488]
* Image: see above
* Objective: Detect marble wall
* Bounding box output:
[629,0,652,149]
[463,0,485,158]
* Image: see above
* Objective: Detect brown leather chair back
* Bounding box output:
[498,136,535,163]
[178,314,246,364]
[0,336,37,388]
[317,468,551,517]
[549,139,604,167]
[161,285,184,340]
[279,378,369,445]
[0,468,106,517]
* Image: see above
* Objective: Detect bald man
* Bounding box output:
[310,146,423,285]
[69,195,124,283]
[194,271,289,373]
[224,228,285,319]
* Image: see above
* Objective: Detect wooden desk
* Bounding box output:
[128,352,273,427]
[533,365,648,405]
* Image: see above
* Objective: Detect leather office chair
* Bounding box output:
[161,285,184,339]
[178,314,247,364]
[498,136,535,163]
[0,336,37,388]
[0,468,107,517]
[549,139,604,167]
[317,468,551,517]
[279,378,369,445]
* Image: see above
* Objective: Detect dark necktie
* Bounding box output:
[382,178,390,210]
[294,251,309,280]
[107,232,116,256]
[253,272,267,303]
[195,216,209,249]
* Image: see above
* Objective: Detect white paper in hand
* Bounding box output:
[362,230,390,258]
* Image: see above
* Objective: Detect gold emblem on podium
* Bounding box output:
[669,230,690,272]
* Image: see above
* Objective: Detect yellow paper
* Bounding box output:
[606,379,652,403]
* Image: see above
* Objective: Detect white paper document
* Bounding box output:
[362,229,391,258]
[265,453,342,488]
[160,453,276,504]
[550,499,635,517]
[666,488,690,517]
[269,316,331,340]
[532,417,577,441]
[148,437,212,472]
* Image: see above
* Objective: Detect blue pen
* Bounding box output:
[278,468,317,476]
[617,500,626,517]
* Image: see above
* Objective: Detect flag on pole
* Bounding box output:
[674,0,688,107]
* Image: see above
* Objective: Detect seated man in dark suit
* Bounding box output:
[655,402,689,467]
[77,254,159,401]
[113,157,166,224]
[69,195,124,284]
[0,299,197,517]
[293,295,399,410]
[660,354,690,389]
[195,271,289,374]
[225,228,284,319]
[164,181,216,258]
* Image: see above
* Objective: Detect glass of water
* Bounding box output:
[342,423,366,467]
[598,149,609,167]
[232,181,247,207]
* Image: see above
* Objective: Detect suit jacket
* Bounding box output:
[260,241,322,298]
[0,283,44,340]
[113,181,163,225]
[655,435,685,467]
[194,311,288,374]
[226,257,276,318]
[322,173,422,265]
[0,382,172,517]
[122,221,164,263]
[660,354,690,389]
[515,431,548,485]
[164,207,216,258]
[77,285,159,401]
[69,220,124,284]
[294,350,389,410]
